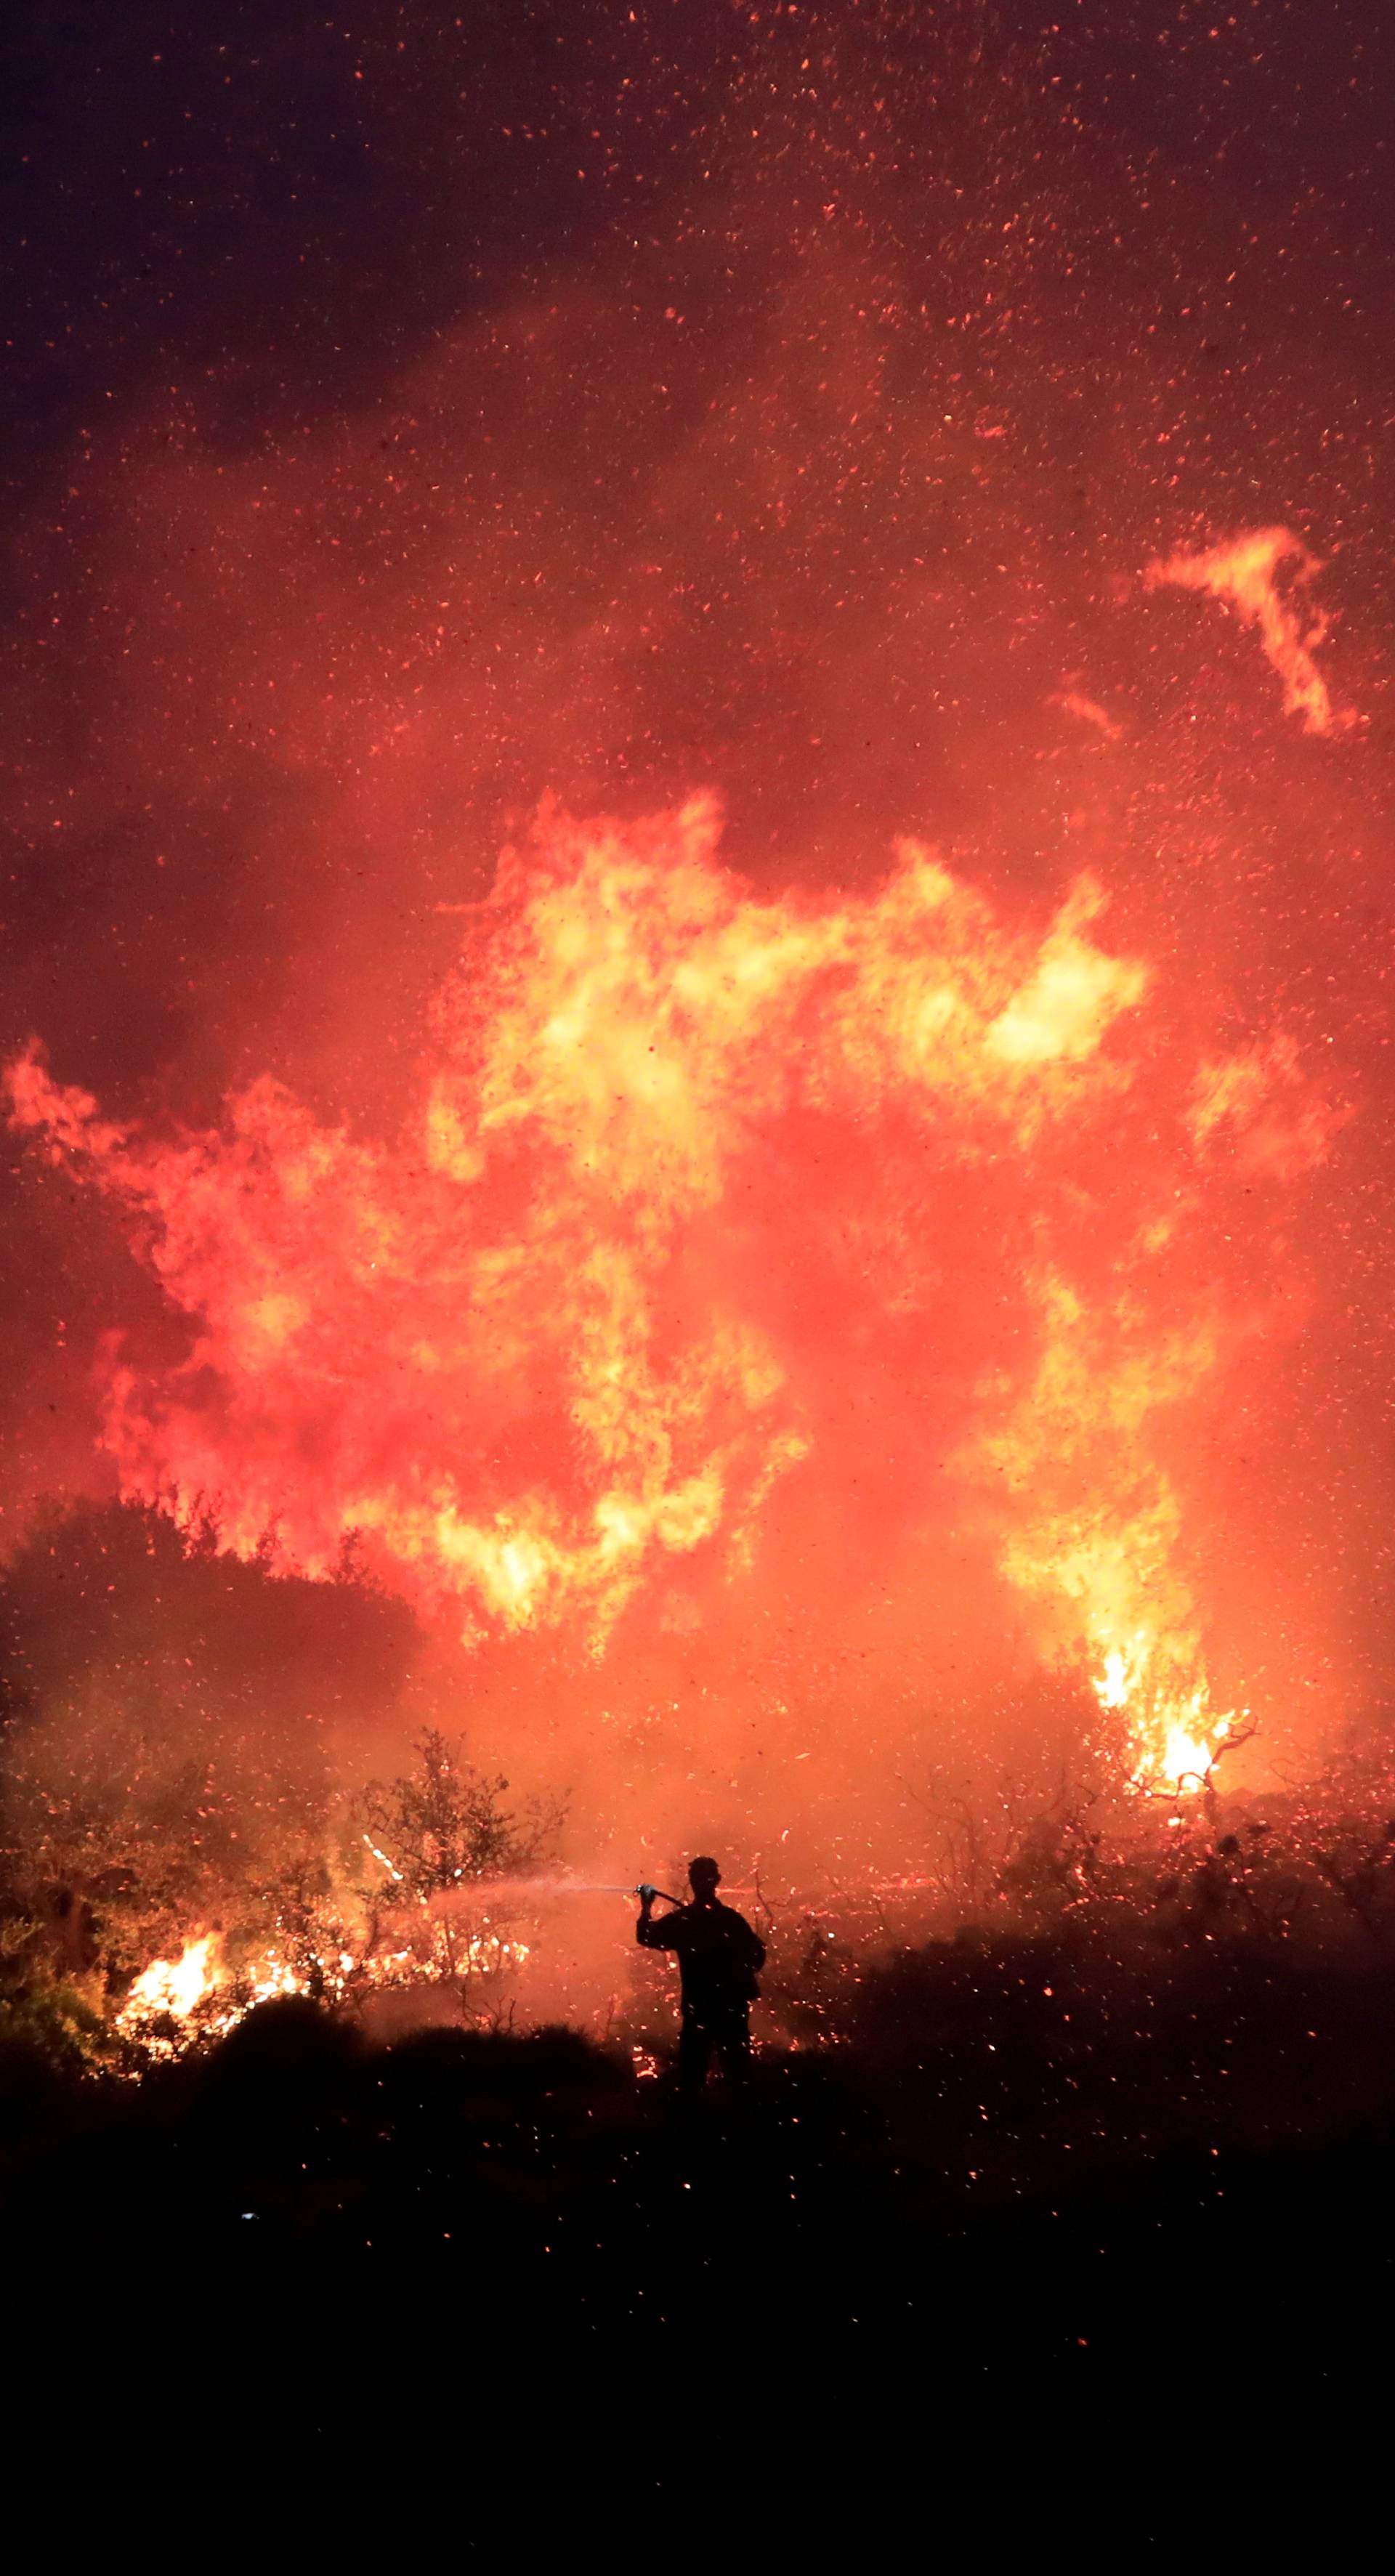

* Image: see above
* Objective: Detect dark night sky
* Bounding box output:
[3,1,1394,1737]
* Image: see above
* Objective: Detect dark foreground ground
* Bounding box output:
[5,1927,1392,2524]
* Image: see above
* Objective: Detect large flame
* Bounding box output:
[6,758,1341,1784]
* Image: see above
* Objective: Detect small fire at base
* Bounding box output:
[115,1926,531,2059]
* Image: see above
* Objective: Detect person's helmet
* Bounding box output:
[689,1855,721,1897]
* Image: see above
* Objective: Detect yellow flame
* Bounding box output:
[1091,1634,1232,1791]
[1095,1646,1133,1711]
[121,1932,219,2022]
[116,1920,533,2059]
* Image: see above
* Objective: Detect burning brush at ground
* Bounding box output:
[2,1707,553,2073]
[0,1503,560,2071]
[5,1500,1395,2086]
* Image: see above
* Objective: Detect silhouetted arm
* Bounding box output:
[637,1901,681,1950]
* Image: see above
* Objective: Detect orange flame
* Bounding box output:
[1144,526,1354,735]
[962,1272,1239,1786]
[6,792,1341,1776]
[115,1927,530,2057]
[7,801,1153,1644]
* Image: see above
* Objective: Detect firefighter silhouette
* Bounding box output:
[636,1858,767,2083]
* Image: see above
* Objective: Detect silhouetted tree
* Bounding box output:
[357,1728,560,1899]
